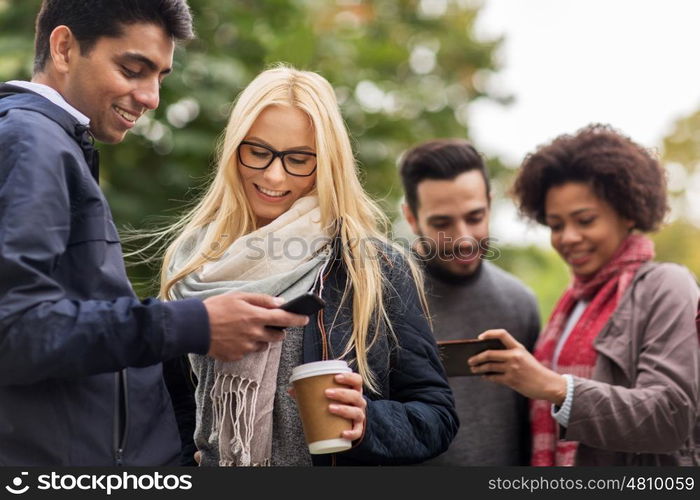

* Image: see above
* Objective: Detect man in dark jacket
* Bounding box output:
[0,0,308,466]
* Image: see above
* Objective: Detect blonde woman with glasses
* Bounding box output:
[160,66,458,466]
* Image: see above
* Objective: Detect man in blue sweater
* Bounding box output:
[0,0,307,466]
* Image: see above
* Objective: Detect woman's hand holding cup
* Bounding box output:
[325,372,366,441]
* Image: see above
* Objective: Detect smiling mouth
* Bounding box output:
[113,105,139,123]
[566,250,593,263]
[254,183,290,198]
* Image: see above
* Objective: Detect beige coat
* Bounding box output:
[561,262,700,465]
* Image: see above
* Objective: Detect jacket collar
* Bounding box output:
[5,80,89,125]
[0,83,100,182]
[592,261,659,382]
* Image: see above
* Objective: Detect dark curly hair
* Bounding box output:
[511,124,668,232]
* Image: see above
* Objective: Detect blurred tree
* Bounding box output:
[0,0,505,295]
[655,107,700,277]
[661,108,700,227]
[652,220,700,278]
[662,110,700,175]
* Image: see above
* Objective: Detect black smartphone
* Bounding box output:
[437,338,506,377]
[269,292,326,330]
[279,292,326,316]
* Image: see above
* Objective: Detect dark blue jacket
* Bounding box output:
[169,241,459,466]
[0,84,210,466]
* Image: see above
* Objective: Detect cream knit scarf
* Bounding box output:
[171,196,331,466]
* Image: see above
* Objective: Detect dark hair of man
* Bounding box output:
[512,123,668,232]
[399,138,490,215]
[33,0,194,74]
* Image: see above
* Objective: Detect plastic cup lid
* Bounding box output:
[289,360,351,383]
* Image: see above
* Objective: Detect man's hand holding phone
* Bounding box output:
[203,292,310,362]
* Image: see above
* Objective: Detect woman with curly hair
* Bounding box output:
[469,124,699,466]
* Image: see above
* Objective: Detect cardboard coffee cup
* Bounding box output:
[289,360,353,454]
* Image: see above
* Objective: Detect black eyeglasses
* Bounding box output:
[237,140,317,177]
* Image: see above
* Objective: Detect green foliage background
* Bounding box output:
[1,0,697,324]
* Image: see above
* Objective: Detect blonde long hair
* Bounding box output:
[160,65,427,392]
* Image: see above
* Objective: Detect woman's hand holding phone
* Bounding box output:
[469,329,568,405]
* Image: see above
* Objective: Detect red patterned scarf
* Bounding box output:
[530,234,655,466]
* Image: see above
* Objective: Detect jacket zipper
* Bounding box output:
[321,266,341,467]
[320,286,335,467]
[318,252,369,461]
[317,257,335,361]
[113,369,130,466]
[318,308,329,361]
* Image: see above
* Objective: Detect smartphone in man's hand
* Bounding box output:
[279,292,326,316]
[269,292,326,330]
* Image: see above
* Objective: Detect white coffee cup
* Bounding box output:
[290,360,353,454]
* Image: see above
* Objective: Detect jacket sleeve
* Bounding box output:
[562,264,700,453]
[341,252,459,464]
[0,127,210,387]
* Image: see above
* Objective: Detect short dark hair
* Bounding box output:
[33,0,194,73]
[399,139,490,214]
[512,124,668,232]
